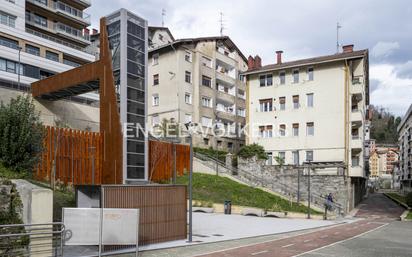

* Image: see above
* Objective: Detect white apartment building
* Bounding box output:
[244,45,370,179]
[0,0,98,130]
[398,104,412,192]
[148,34,248,152]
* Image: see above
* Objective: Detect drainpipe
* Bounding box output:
[344,59,350,212]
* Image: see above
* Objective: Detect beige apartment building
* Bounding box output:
[244,45,370,198]
[148,34,248,152]
[398,104,412,192]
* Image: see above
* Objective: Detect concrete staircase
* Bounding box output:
[194,152,344,216]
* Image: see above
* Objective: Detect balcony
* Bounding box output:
[217,90,235,103]
[216,49,236,67]
[27,0,91,25]
[351,110,363,122]
[55,22,90,44]
[73,0,91,7]
[349,166,364,177]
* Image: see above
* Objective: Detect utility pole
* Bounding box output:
[161,9,166,27]
[336,22,342,53]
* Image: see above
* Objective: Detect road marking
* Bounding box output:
[293,223,388,257]
[304,239,312,243]
[282,243,295,248]
[251,250,268,255]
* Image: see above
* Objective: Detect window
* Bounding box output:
[217,140,222,147]
[185,114,192,123]
[292,123,299,136]
[292,69,299,83]
[45,51,59,62]
[153,74,159,86]
[202,75,211,87]
[185,71,192,83]
[185,93,192,104]
[259,99,273,112]
[279,97,286,110]
[306,122,314,136]
[307,67,314,81]
[292,151,299,165]
[266,152,273,165]
[63,58,81,67]
[201,116,212,127]
[237,108,245,117]
[0,11,16,28]
[227,142,233,149]
[259,125,273,138]
[184,51,192,62]
[25,44,40,56]
[278,152,285,164]
[201,96,212,108]
[293,95,299,109]
[279,71,285,85]
[34,13,47,27]
[152,115,160,125]
[0,36,19,50]
[203,138,209,145]
[238,89,245,99]
[279,124,286,137]
[259,74,273,87]
[307,93,314,107]
[152,94,159,106]
[152,53,159,65]
[201,56,212,68]
[306,151,313,161]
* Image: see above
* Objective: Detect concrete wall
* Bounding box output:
[0,87,100,131]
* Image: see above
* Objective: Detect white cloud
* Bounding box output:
[371,41,400,58]
[370,64,412,116]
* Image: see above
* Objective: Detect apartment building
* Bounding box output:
[398,104,412,192]
[148,35,248,152]
[244,45,370,206]
[0,0,97,129]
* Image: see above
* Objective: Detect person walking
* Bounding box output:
[324,193,334,220]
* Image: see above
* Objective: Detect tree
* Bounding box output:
[0,95,44,172]
[237,143,268,160]
[369,105,401,144]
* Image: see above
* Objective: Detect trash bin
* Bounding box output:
[224,200,232,214]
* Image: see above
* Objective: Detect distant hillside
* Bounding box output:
[370,105,401,144]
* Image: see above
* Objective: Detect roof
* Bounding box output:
[398,103,412,132]
[148,26,175,41]
[242,49,369,75]
[149,35,248,63]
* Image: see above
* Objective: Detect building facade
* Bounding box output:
[148,35,248,152]
[244,45,370,208]
[398,104,412,192]
[0,0,97,129]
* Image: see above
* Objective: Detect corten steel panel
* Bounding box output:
[102,185,187,245]
[31,18,123,184]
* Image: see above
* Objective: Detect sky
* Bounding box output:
[87,0,412,117]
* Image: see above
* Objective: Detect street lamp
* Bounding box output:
[184,122,195,242]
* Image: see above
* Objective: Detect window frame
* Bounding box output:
[153,74,159,86]
[307,93,314,108]
[185,70,192,84]
[184,92,192,104]
[152,94,159,106]
[152,53,159,65]
[292,69,299,84]
[306,122,314,136]
[307,67,314,81]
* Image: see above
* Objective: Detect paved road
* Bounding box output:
[197,193,406,257]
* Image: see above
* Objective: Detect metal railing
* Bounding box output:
[194,152,344,216]
[0,222,65,257]
[27,0,91,24]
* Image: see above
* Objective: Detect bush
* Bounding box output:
[406,192,412,207]
[237,143,267,160]
[0,95,44,172]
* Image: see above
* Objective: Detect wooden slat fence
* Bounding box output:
[36,126,103,185]
[36,126,190,185]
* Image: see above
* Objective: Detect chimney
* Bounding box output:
[92,28,98,35]
[247,55,255,70]
[342,44,354,53]
[276,50,283,64]
[254,55,262,68]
